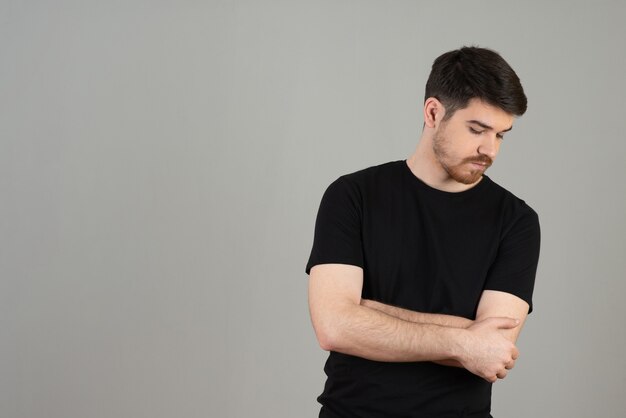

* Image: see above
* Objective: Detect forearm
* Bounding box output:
[358,299,470,368]
[360,299,473,329]
[317,302,464,363]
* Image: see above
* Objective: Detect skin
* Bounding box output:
[309,97,530,383]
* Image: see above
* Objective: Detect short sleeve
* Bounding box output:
[305,177,364,275]
[483,207,541,313]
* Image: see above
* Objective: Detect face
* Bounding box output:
[432,99,514,185]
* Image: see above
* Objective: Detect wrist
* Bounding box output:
[446,328,469,362]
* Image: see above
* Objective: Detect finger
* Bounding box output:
[512,347,520,360]
[505,360,515,370]
[485,375,497,383]
[492,317,520,330]
[496,370,508,379]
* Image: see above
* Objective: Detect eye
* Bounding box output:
[496,133,504,140]
[469,127,483,135]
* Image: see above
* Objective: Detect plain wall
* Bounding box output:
[2,1,625,417]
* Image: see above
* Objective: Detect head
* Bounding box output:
[424,46,527,122]
[422,47,525,185]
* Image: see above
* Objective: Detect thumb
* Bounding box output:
[491,317,520,329]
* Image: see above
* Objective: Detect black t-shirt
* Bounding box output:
[305,160,541,418]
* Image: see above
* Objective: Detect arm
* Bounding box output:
[456,290,530,379]
[309,264,461,362]
[475,290,529,345]
[309,263,520,381]
[360,291,529,374]
[360,299,473,328]
[359,299,472,368]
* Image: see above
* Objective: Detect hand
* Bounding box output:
[455,317,520,382]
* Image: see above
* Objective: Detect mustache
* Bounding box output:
[464,156,493,166]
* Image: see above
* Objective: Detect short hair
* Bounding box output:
[424,46,527,120]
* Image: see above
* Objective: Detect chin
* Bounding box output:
[452,172,483,185]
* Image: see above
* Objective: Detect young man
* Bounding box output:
[305,47,541,417]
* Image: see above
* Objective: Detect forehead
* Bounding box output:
[452,99,514,131]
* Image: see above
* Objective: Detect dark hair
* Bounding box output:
[424,46,527,120]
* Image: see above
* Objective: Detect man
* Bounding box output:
[305,46,541,418]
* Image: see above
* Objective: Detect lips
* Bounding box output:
[469,161,490,170]
[466,156,492,167]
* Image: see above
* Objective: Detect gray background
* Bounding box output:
[2,1,625,417]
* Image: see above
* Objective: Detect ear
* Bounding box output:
[423,97,445,128]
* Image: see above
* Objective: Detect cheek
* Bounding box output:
[495,141,503,155]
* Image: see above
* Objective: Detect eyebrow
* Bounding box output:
[467,119,513,133]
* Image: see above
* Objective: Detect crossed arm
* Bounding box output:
[308,263,529,382]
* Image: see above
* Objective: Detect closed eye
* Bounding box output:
[470,126,505,140]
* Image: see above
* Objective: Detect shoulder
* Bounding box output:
[334,160,405,191]
[483,176,540,236]
[318,161,404,215]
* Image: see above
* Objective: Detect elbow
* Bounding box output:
[309,294,359,352]
[312,319,341,352]
[311,306,351,352]
[317,333,334,352]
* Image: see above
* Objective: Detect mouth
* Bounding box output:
[466,156,492,169]
[470,162,489,170]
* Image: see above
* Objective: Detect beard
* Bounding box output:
[432,128,493,185]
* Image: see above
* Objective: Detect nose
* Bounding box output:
[477,135,499,160]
